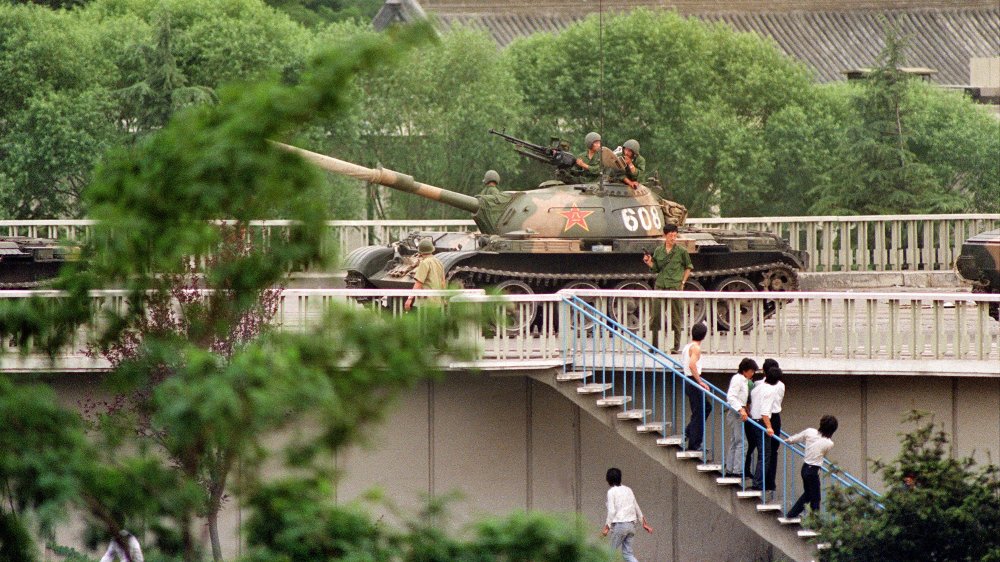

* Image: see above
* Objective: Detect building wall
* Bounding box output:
[39,371,1000,561]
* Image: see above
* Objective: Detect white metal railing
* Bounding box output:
[4,214,997,272]
[562,289,1000,364]
[2,289,998,368]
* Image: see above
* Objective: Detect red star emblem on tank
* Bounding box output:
[558,204,595,232]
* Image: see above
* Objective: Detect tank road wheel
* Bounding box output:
[713,276,757,332]
[683,279,707,326]
[761,264,799,292]
[562,281,601,331]
[493,279,537,335]
[610,281,650,330]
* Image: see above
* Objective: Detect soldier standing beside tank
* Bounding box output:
[643,223,693,352]
[575,132,603,180]
[621,139,646,189]
[405,238,447,311]
[480,170,501,196]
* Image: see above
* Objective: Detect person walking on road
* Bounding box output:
[602,467,653,562]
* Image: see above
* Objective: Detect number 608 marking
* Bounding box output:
[621,207,662,231]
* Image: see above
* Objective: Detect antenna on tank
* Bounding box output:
[598,0,605,188]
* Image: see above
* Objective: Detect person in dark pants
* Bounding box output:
[786,415,838,518]
[742,362,768,478]
[750,367,782,496]
[681,323,710,451]
[763,366,785,494]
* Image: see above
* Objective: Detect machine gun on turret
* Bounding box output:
[488,129,578,170]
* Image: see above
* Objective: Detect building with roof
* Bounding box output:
[374,0,999,87]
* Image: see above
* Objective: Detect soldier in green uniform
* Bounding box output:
[575,131,602,180]
[480,169,501,197]
[622,139,646,188]
[405,238,447,311]
[643,223,693,352]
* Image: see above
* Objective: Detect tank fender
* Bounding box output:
[342,245,396,278]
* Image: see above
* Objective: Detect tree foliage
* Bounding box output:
[2,2,996,220]
[240,479,611,562]
[817,411,1000,562]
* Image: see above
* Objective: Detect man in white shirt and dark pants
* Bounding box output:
[725,358,759,477]
[602,467,653,562]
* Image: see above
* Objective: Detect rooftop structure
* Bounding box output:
[374,1,1000,84]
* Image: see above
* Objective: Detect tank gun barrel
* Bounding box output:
[272,142,481,214]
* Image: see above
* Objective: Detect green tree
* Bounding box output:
[817,411,1000,562]
[349,26,524,219]
[264,0,382,27]
[0,377,92,562]
[811,24,969,215]
[240,480,612,561]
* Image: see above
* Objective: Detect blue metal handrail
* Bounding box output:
[560,293,882,517]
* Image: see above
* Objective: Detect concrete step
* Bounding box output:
[676,450,703,460]
[556,370,591,382]
[596,396,631,407]
[636,421,669,434]
[656,435,683,447]
[716,477,742,486]
[577,383,612,394]
[696,463,722,473]
[736,490,763,499]
[777,517,801,525]
[798,529,819,538]
[616,408,651,420]
[756,503,782,512]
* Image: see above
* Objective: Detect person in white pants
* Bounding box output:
[725,358,759,477]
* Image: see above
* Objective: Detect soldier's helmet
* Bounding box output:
[584,131,601,149]
[483,170,500,185]
[624,139,640,156]
[418,238,435,255]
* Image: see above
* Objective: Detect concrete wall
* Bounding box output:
[35,370,1000,561]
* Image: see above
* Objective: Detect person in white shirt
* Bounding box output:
[602,468,653,562]
[785,415,838,518]
[99,529,144,562]
[749,367,782,492]
[724,358,759,477]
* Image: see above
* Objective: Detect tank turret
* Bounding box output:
[275,141,665,240]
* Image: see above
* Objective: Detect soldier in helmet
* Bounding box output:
[480,169,501,197]
[621,139,646,189]
[404,238,447,311]
[575,131,602,180]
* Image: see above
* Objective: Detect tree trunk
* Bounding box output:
[208,509,223,561]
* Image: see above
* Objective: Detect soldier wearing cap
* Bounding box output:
[575,131,603,180]
[480,170,501,197]
[405,238,447,311]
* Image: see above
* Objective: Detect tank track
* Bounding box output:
[448,261,800,292]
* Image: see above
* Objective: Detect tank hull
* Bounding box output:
[955,229,1000,319]
[0,237,69,289]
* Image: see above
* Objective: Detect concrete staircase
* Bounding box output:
[533,368,826,562]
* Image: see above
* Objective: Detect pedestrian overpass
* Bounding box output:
[3,287,998,560]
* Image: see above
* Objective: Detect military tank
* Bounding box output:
[0,236,69,289]
[955,229,1000,320]
[275,136,808,330]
